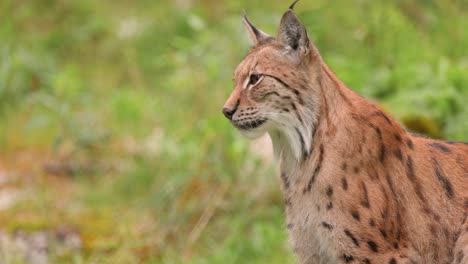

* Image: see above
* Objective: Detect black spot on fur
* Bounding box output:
[374,126,383,140]
[369,218,376,227]
[321,221,333,230]
[406,138,414,150]
[379,228,387,239]
[343,254,354,262]
[354,166,360,174]
[326,185,333,197]
[342,162,348,171]
[326,202,333,210]
[364,259,371,264]
[394,134,402,142]
[394,149,403,161]
[381,207,388,220]
[281,172,290,189]
[287,223,293,229]
[344,229,360,247]
[291,88,300,96]
[429,142,451,153]
[342,177,348,191]
[351,210,360,221]
[389,258,397,264]
[393,242,399,249]
[367,240,378,252]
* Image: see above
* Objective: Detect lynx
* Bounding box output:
[222,3,468,264]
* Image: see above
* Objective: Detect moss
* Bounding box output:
[401,115,444,139]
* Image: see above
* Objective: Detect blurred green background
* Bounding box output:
[0,0,466,263]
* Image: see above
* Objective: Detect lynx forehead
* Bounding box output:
[222,3,468,264]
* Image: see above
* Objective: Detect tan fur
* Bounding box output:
[223,7,468,264]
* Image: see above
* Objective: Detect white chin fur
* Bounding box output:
[239,127,266,139]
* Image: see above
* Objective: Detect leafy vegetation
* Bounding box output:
[0,0,466,263]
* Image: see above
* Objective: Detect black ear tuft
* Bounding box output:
[289,0,300,10]
[277,10,309,53]
[242,11,273,46]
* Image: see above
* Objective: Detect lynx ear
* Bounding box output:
[242,11,272,46]
[276,3,310,55]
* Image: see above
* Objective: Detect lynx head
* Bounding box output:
[223,2,323,161]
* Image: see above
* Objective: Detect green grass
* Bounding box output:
[0,0,466,263]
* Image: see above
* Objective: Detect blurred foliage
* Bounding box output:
[0,0,466,263]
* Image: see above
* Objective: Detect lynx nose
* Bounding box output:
[222,107,237,120]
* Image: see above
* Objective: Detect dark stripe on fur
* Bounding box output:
[405,156,439,220]
[374,126,383,140]
[344,229,360,247]
[405,156,427,205]
[291,103,304,124]
[386,173,397,199]
[263,74,306,104]
[342,177,348,190]
[431,157,454,199]
[295,126,308,159]
[371,111,392,125]
[379,143,386,163]
[360,181,370,208]
[281,172,290,189]
[429,142,451,153]
[304,144,324,192]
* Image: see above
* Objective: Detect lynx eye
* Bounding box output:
[249,74,262,86]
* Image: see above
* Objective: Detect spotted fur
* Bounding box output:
[223,4,468,264]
